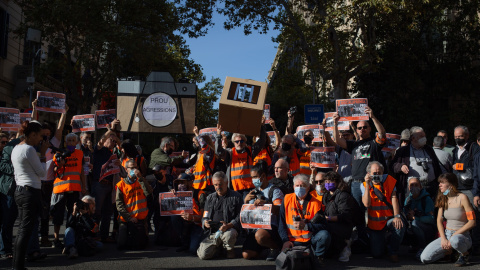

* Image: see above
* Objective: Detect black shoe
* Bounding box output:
[26,252,47,262]
[317,256,325,267]
[176,246,188,252]
[53,239,64,249]
[455,254,469,267]
[266,249,279,261]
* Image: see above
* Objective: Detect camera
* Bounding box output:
[76,200,88,211]
[293,216,302,222]
[372,174,382,182]
[251,189,266,201]
[417,160,429,172]
[289,106,297,115]
[54,149,71,161]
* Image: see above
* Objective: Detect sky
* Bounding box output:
[184,13,280,108]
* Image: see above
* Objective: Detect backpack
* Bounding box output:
[275,246,315,270]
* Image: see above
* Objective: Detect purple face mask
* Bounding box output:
[67,145,76,152]
[324,182,336,192]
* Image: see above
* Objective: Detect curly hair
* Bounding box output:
[323,171,348,192]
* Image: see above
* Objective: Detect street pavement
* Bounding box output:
[0,225,478,270]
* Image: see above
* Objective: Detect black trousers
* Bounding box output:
[13,185,42,270]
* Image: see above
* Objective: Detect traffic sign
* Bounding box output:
[304,104,324,124]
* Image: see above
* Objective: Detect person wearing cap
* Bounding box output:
[400,129,411,148]
[116,159,152,250]
[170,173,206,254]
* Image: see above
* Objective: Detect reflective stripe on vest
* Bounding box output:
[192,190,205,227]
[253,148,272,166]
[193,151,214,190]
[299,150,311,175]
[53,149,83,194]
[230,148,254,191]
[289,152,300,177]
[284,193,322,243]
[117,180,148,222]
[363,175,396,230]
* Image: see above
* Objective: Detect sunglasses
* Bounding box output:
[357,126,369,130]
[314,180,323,184]
[234,140,245,144]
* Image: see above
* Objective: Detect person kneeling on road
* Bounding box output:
[116,159,152,250]
[197,171,242,260]
[278,174,331,265]
[63,195,102,258]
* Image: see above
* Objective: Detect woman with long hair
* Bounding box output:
[420,173,476,266]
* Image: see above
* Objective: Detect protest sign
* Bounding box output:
[304,104,324,124]
[310,147,336,168]
[267,131,276,146]
[336,98,368,121]
[240,204,272,230]
[99,154,120,181]
[382,133,400,152]
[83,156,90,176]
[324,112,350,131]
[0,108,20,129]
[170,151,189,163]
[296,125,323,142]
[36,91,66,113]
[263,104,270,124]
[72,114,95,133]
[95,109,116,129]
[159,191,193,216]
[20,113,31,123]
[199,128,217,142]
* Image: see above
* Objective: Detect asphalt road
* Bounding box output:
[0,225,478,270]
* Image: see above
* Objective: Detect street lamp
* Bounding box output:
[27,48,47,105]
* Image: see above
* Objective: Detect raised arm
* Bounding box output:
[269,118,281,150]
[31,99,38,120]
[285,110,294,135]
[54,104,69,141]
[333,113,347,150]
[365,106,386,139]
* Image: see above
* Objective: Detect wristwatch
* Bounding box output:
[394,214,401,218]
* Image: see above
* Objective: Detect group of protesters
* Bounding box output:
[1,99,479,270]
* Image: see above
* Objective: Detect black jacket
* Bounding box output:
[202,189,243,232]
[452,141,480,190]
[269,175,294,195]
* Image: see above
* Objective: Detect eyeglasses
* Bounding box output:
[234,140,245,144]
[357,126,369,130]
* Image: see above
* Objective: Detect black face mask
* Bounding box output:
[154,172,163,181]
[455,138,466,146]
[166,148,173,155]
[192,144,199,151]
[304,136,313,144]
[281,143,291,151]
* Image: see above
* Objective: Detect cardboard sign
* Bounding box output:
[0,108,20,128]
[159,191,193,216]
[36,91,66,113]
[83,156,90,176]
[336,98,368,121]
[20,113,32,123]
[72,114,95,133]
[296,125,324,142]
[267,131,276,146]
[199,128,217,142]
[382,133,401,152]
[324,112,350,131]
[240,204,272,230]
[99,154,120,181]
[264,104,270,124]
[95,109,116,129]
[142,92,178,127]
[310,147,336,168]
[218,77,268,136]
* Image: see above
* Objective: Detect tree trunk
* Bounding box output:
[332,77,348,99]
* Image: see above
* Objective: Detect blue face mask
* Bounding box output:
[443,188,450,196]
[252,178,262,188]
[294,186,307,199]
[127,170,137,184]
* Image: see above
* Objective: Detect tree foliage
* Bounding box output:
[196,77,223,128]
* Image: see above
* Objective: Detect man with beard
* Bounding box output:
[149,137,188,169]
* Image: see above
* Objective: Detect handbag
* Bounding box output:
[275,246,315,270]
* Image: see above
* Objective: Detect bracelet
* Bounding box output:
[394,214,401,218]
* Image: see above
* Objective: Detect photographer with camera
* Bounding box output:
[278,174,330,265]
[197,171,242,260]
[63,195,101,258]
[242,160,284,261]
[392,126,442,201]
[50,133,87,249]
[362,161,405,262]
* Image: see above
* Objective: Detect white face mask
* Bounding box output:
[417,137,427,147]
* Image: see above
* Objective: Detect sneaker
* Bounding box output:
[317,256,325,267]
[266,249,279,261]
[415,249,424,261]
[40,238,52,247]
[53,239,64,249]
[226,249,236,259]
[68,247,78,259]
[338,246,351,262]
[62,247,69,255]
[454,254,468,267]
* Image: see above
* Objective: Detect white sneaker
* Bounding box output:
[68,247,78,259]
[338,246,351,262]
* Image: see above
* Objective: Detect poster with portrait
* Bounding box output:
[72,114,95,133]
[240,204,272,230]
[36,91,66,113]
[382,133,401,152]
[20,113,32,123]
[0,108,20,129]
[99,154,120,181]
[324,112,350,131]
[310,147,336,168]
[199,128,217,142]
[267,131,276,146]
[296,125,323,142]
[95,109,116,129]
[336,98,369,121]
[263,104,270,124]
[159,191,193,216]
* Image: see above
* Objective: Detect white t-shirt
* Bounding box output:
[11,144,46,189]
[42,136,60,181]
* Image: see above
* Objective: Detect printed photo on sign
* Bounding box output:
[310,147,336,168]
[296,125,323,142]
[95,109,116,129]
[36,91,66,113]
[72,114,95,133]
[0,108,20,128]
[99,154,120,181]
[240,204,272,230]
[20,113,32,123]
[336,98,368,121]
[267,131,276,146]
[382,133,400,152]
[199,128,217,142]
[324,112,350,131]
[263,104,270,124]
[159,191,193,216]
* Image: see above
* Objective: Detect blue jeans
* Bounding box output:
[410,219,435,248]
[350,181,368,241]
[368,218,406,257]
[91,181,113,240]
[293,230,331,257]
[171,216,205,254]
[65,227,103,250]
[0,193,18,254]
[421,230,472,264]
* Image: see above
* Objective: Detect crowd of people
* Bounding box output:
[1,100,479,270]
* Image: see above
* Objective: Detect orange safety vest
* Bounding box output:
[53,149,83,194]
[284,193,322,243]
[230,147,254,191]
[193,150,215,190]
[288,151,300,176]
[299,149,312,175]
[363,175,396,230]
[116,180,148,222]
[192,190,205,227]
[309,190,325,212]
[254,148,274,180]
